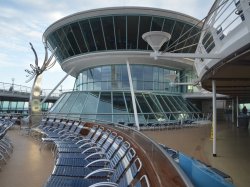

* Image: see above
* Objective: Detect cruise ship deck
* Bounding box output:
[0,122,249,187]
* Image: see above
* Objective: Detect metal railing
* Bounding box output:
[0,82,72,98]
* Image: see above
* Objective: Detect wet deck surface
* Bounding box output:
[0,123,249,187]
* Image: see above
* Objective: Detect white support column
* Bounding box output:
[212,80,217,157]
[41,69,73,104]
[236,96,239,128]
[126,59,140,131]
[232,98,234,123]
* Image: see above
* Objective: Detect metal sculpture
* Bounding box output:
[25,42,57,128]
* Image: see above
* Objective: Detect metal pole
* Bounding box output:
[232,98,234,123]
[212,80,217,157]
[236,96,239,128]
[126,59,140,131]
[41,69,73,104]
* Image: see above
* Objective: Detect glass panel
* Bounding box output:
[168,96,182,111]
[10,101,17,109]
[51,32,69,59]
[162,95,177,112]
[114,16,126,49]
[138,16,152,49]
[47,35,64,62]
[97,92,112,122]
[57,28,74,56]
[144,94,161,113]
[162,18,175,51]
[90,18,106,50]
[121,65,129,89]
[151,17,164,31]
[69,92,87,114]
[156,95,171,112]
[167,21,184,51]
[70,22,88,53]
[81,92,99,120]
[101,16,116,50]
[63,25,80,55]
[127,16,139,49]
[136,93,151,113]
[79,20,96,51]
[51,93,70,113]
[17,102,24,109]
[60,92,79,113]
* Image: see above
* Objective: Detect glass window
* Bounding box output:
[60,92,79,113]
[47,35,64,62]
[17,102,24,109]
[114,16,126,49]
[2,101,9,110]
[162,95,177,112]
[161,19,175,51]
[156,95,171,112]
[138,16,152,49]
[101,16,116,50]
[90,18,106,50]
[136,93,151,113]
[63,25,81,55]
[70,92,87,114]
[57,28,74,56]
[81,92,99,120]
[127,16,139,49]
[151,17,164,31]
[51,32,70,59]
[167,21,184,51]
[70,22,88,53]
[144,94,161,113]
[51,93,70,113]
[121,65,129,89]
[97,92,112,113]
[79,20,97,51]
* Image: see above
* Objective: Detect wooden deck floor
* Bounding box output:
[0,123,249,187]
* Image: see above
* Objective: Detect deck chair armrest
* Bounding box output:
[85,159,110,168]
[88,182,118,187]
[81,146,101,154]
[84,168,115,179]
[79,142,95,148]
[76,138,91,145]
[85,151,105,160]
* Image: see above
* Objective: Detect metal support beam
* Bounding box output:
[126,59,140,131]
[41,69,73,104]
[151,52,222,60]
[212,80,217,157]
[236,96,239,128]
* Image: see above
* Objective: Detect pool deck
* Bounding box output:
[0,122,249,187]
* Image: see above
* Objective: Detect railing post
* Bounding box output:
[212,80,217,157]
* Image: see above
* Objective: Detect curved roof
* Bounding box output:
[43,7,202,76]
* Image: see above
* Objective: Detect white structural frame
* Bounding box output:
[126,59,140,131]
[212,80,217,157]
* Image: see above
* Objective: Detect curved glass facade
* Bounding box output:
[74,64,180,92]
[49,91,199,124]
[46,14,201,63]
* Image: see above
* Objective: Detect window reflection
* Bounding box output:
[75,64,179,92]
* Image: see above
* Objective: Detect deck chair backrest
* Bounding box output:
[90,127,104,143]
[68,122,78,133]
[110,141,130,169]
[62,121,72,132]
[111,148,136,183]
[57,121,66,130]
[39,118,48,127]
[134,175,150,187]
[45,118,55,128]
[106,136,123,159]
[101,132,117,153]
[96,129,111,147]
[118,158,143,187]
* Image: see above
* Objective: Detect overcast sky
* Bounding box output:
[0,0,214,90]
